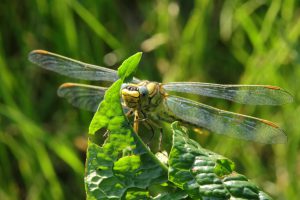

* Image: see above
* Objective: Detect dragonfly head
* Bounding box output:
[121,81,163,111]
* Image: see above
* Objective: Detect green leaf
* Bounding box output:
[86,52,272,200]
[125,188,149,200]
[89,52,142,135]
[168,122,273,200]
[88,79,124,135]
[85,52,167,200]
[117,52,142,82]
[152,190,188,200]
[214,158,235,177]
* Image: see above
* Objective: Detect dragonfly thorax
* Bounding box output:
[121,81,165,112]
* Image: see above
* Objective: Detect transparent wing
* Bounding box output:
[57,83,107,112]
[161,95,287,144]
[29,50,140,83]
[162,82,293,105]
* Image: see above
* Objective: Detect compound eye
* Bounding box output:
[139,86,148,97]
[121,83,127,90]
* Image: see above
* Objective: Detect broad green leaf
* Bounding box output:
[89,52,142,135]
[117,52,142,82]
[86,52,272,200]
[168,122,273,200]
[125,189,149,200]
[85,52,167,200]
[88,79,124,135]
[152,190,188,200]
[214,158,235,177]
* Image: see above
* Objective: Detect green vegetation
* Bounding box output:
[0,1,299,199]
[86,55,167,199]
[85,54,272,198]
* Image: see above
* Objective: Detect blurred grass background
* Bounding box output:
[0,0,299,199]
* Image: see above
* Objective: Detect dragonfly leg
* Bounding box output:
[132,110,163,151]
[125,109,136,128]
[143,119,163,151]
[132,110,148,132]
[130,110,150,134]
[142,120,155,146]
[125,109,134,117]
[150,120,163,151]
[133,110,139,133]
[138,111,157,147]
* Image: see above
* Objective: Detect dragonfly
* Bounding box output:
[28,50,293,144]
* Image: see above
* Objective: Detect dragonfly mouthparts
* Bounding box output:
[121,83,139,91]
[126,86,139,91]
